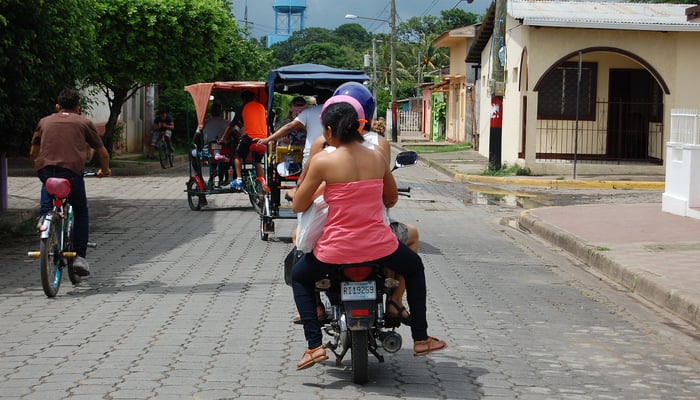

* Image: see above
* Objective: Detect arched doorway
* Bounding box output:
[533,47,669,164]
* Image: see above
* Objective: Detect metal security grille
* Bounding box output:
[398,111,420,132]
[536,100,664,164]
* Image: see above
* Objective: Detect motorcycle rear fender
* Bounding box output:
[343,300,376,331]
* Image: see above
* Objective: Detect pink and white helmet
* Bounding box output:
[320,94,365,121]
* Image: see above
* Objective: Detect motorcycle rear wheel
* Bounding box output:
[350,330,369,384]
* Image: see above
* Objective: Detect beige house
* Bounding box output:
[466,0,700,174]
[432,26,478,144]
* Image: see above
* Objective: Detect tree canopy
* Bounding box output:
[0,0,97,155]
[0,0,272,156]
[88,0,239,154]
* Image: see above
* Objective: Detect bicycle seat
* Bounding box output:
[250,142,267,155]
[45,177,71,198]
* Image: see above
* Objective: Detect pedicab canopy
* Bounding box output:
[264,63,369,125]
[184,81,267,130]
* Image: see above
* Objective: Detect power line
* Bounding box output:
[421,0,441,17]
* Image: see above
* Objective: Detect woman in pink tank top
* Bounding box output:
[289,101,446,370]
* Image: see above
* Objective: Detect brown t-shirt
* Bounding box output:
[31,111,103,175]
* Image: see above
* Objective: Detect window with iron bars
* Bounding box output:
[537,62,597,121]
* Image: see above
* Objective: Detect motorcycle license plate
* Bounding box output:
[341,280,376,301]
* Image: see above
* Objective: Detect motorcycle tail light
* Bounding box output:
[342,266,373,282]
[351,309,370,317]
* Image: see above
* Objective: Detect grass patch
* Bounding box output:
[403,143,472,154]
[482,163,532,177]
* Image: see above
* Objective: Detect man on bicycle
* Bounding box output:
[147,109,174,159]
[221,90,267,190]
[30,89,111,276]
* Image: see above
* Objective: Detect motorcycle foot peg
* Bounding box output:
[384,278,400,288]
[380,331,402,353]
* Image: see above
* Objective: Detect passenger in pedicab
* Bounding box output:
[219,90,267,190]
[275,96,308,147]
[192,102,232,186]
[270,96,307,178]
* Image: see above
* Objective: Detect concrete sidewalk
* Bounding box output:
[397,131,700,328]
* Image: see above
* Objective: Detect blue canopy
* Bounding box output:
[265,63,369,121]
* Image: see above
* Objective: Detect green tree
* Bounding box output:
[269,27,337,67]
[395,9,481,88]
[0,0,97,155]
[88,0,236,155]
[333,23,372,50]
[292,42,356,68]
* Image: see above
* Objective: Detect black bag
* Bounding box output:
[284,246,304,286]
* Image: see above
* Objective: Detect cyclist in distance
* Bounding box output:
[30,89,111,277]
[148,109,175,159]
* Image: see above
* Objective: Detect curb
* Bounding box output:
[392,143,665,191]
[455,173,665,191]
[518,209,699,328]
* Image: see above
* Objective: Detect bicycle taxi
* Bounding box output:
[183,81,269,214]
[259,63,369,241]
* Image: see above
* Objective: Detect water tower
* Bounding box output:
[267,0,306,47]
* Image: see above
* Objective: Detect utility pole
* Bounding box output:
[390,0,398,142]
[489,0,507,170]
[372,38,380,120]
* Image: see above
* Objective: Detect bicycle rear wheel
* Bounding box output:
[247,176,264,214]
[187,177,205,211]
[40,218,62,297]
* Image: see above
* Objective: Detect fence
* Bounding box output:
[536,99,664,164]
[670,109,700,145]
[398,111,421,132]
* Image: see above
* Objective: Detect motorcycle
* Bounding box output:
[286,151,418,384]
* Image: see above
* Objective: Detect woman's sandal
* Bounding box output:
[385,300,412,326]
[413,336,447,356]
[296,345,328,370]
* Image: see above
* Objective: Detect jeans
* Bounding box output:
[291,241,428,349]
[38,167,89,258]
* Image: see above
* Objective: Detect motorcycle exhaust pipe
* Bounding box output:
[379,331,402,353]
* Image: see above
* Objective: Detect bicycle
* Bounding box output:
[27,172,97,297]
[155,130,174,169]
[185,142,268,215]
[230,142,268,214]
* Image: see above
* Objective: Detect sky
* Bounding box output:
[231,0,493,40]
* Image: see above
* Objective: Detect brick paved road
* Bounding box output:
[1,163,698,399]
